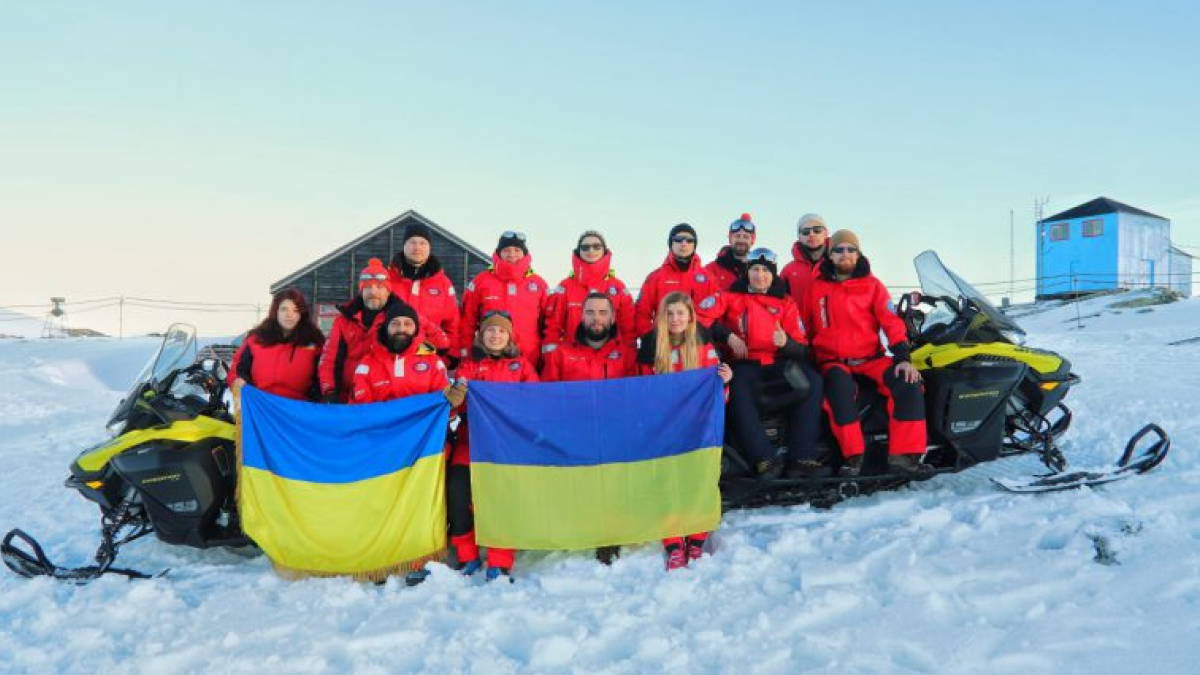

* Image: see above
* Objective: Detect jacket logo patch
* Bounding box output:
[608,351,622,360]
[527,282,540,293]
[819,297,829,329]
[508,361,521,371]
[415,362,430,372]
[354,364,370,375]
[428,288,440,296]
[507,283,518,296]
[695,273,707,283]
[608,286,618,295]
[767,306,779,315]
[699,296,717,310]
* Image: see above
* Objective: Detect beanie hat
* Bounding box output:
[729,212,757,241]
[402,222,433,246]
[496,231,529,256]
[358,258,390,290]
[382,300,420,331]
[479,311,514,337]
[576,230,608,255]
[797,213,827,235]
[668,223,698,247]
[830,229,861,251]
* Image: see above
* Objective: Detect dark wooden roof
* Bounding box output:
[1043,197,1166,223]
[269,210,491,302]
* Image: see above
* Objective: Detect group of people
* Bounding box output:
[229,214,928,579]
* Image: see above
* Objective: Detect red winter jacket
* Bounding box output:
[540,327,636,382]
[706,278,808,366]
[780,241,825,316]
[803,257,909,366]
[350,337,449,404]
[229,334,324,401]
[318,295,410,402]
[544,251,637,350]
[459,253,548,367]
[387,255,459,356]
[634,254,719,336]
[703,247,748,293]
[450,348,540,465]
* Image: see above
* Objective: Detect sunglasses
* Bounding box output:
[831,245,859,254]
[748,248,778,266]
[800,226,826,235]
[671,236,696,245]
[482,309,512,320]
[360,272,389,282]
[501,230,527,241]
[730,220,756,234]
[579,243,605,252]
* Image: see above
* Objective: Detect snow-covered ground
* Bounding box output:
[2,293,1198,675]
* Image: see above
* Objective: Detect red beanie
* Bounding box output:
[358,258,390,290]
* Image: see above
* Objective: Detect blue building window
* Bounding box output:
[1049,223,1070,241]
[1082,219,1103,237]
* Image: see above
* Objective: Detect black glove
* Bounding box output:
[890,342,912,365]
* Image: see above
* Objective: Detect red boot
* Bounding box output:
[665,543,687,571]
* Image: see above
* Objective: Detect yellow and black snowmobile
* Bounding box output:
[3,324,251,582]
[720,250,1168,509]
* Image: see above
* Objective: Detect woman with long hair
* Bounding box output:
[637,291,732,571]
[230,287,326,401]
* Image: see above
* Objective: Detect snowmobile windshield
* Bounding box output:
[106,324,198,429]
[913,251,1025,338]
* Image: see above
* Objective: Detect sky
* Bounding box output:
[2,1,1198,336]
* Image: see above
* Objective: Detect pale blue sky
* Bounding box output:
[2,1,1197,335]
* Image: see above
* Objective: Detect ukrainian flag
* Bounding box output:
[238,386,449,580]
[468,368,724,550]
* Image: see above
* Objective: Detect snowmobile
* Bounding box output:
[2,324,251,582]
[719,250,1170,510]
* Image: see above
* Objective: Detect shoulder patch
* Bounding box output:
[449,286,456,295]
[707,348,718,360]
[608,285,618,296]
[554,285,565,294]
[466,281,475,292]
[887,300,897,314]
[542,343,558,353]
[354,364,370,375]
[528,281,540,293]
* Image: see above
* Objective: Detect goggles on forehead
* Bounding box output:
[360,272,389,282]
[747,248,778,266]
[729,220,756,234]
[501,230,527,241]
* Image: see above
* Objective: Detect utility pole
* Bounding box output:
[1034,196,1050,297]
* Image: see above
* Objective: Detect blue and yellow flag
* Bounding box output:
[238,386,449,580]
[468,368,724,550]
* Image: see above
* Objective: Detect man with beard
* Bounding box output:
[318,258,410,403]
[540,291,636,564]
[704,212,757,291]
[386,222,460,364]
[781,213,830,315]
[541,292,636,382]
[350,301,466,405]
[802,230,927,476]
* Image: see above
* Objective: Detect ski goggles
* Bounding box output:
[747,248,778,266]
[359,272,389,282]
[799,225,826,236]
[501,230,527,241]
[831,245,859,255]
[729,219,756,234]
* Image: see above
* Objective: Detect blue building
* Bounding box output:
[1036,197,1192,299]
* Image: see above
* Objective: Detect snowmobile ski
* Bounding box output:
[1,528,160,584]
[992,423,1170,493]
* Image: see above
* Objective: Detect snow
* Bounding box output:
[2,294,1199,675]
